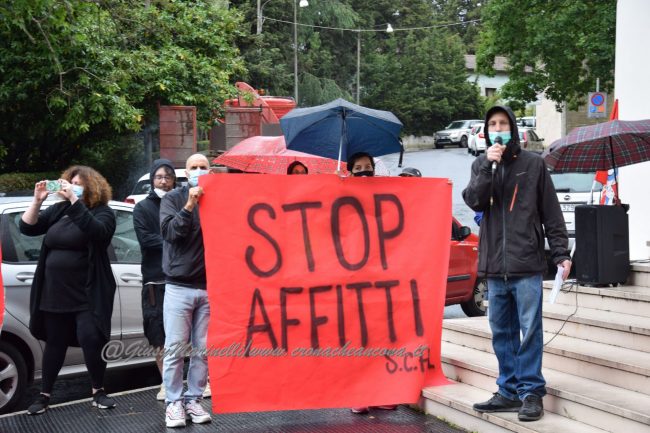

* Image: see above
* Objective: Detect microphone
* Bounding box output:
[491,135,503,174]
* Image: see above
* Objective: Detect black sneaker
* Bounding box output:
[473,393,522,413]
[92,389,116,409]
[27,393,50,415]
[518,394,544,421]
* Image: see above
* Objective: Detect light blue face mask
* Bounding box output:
[71,184,84,198]
[187,169,209,187]
[488,131,512,146]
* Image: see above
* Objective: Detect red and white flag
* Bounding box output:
[594,98,619,205]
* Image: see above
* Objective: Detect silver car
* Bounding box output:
[435,119,482,149]
[0,196,149,413]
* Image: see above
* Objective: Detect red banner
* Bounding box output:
[200,174,451,413]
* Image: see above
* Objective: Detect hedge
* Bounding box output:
[0,171,62,193]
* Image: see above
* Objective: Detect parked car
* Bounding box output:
[0,196,149,414]
[544,171,602,274]
[448,218,486,317]
[435,119,482,149]
[519,127,545,153]
[518,116,536,128]
[468,123,486,156]
[125,168,187,204]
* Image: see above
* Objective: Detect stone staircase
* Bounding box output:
[421,263,650,433]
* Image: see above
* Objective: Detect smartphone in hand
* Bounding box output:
[45,180,62,192]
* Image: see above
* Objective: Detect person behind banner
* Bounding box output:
[346,152,399,414]
[462,106,571,422]
[398,167,422,178]
[159,153,213,428]
[133,159,176,401]
[287,160,308,175]
[347,152,375,177]
[20,166,117,415]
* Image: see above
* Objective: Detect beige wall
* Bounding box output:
[536,98,564,147]
[536,93,616,148]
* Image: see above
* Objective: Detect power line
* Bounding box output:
[261,16,481,33]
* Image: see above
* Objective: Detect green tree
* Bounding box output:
[476,0,616,109]
[431,0,482,53]
[363,29,482,135]
[0,0,244,172]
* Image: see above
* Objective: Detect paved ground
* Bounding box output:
[1,387,468,433]
[380,147,476,231]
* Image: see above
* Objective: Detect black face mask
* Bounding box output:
[353,170,374,177]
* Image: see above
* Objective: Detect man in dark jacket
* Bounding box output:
[462,106,571,422]
[159,153,212,428]
[133,158,176,401]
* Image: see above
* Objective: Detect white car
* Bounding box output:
[0,196,149,413]
[125,169,187,204]
[467,123,486,156]
[544,172,602,271]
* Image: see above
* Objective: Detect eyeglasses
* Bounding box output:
[153,175,173,181]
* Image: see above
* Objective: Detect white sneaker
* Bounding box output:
[203,381,211,398]
[185,399,211,424]
[156,384,166,401]
[165,401,186,428]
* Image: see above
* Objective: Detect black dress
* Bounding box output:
[40,216,90,312]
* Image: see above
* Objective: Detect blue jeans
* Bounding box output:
[163,284,210,403]
[487,274,545,400]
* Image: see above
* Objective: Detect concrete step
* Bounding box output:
[442,318,650,395]
[541,281,650,317]
[422,381,612,433]
[629,262,650,287]
[542,302,650,353]
[439,342,650,432]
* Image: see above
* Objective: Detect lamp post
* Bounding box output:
[257,0,308,103]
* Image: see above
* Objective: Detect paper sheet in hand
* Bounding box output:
[549,265,564,304]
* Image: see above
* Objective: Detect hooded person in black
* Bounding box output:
[133,158,176,400]
[462,106,571,422]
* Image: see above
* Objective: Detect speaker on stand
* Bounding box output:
[574,204,630,286]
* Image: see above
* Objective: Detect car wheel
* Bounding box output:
[461,279,487,317]
[467,146,472,154]
[460,136,468,148]
[0,341,28,414]
[435,142,443,149]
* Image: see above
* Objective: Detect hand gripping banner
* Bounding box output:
[200,174,451,413]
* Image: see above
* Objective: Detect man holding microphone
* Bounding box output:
[462,106,571,422]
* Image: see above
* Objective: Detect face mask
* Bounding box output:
[488,131,512,146]
[71,184,84,198]
[353,171,374,177]
[187,169,209,187]
[154,188,167,198]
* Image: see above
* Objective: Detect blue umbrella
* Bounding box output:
[280,98,403,171]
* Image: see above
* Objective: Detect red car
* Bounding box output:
[447,218,486,316]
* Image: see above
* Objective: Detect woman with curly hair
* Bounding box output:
[20,166,118,415]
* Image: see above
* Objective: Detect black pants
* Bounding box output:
[41,310,108,394]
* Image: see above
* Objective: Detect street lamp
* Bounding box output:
[257,0,308,104]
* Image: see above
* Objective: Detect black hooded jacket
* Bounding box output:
[133,159,176,283]
[462,106,569,278]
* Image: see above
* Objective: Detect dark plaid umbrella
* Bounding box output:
[542,119,650,173]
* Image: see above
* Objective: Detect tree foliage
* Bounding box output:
[476,0,616,109]
[231,0,483,135]
[0,0,244,172]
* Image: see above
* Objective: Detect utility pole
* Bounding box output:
[294,0,299,104]
[356,31,361,104]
